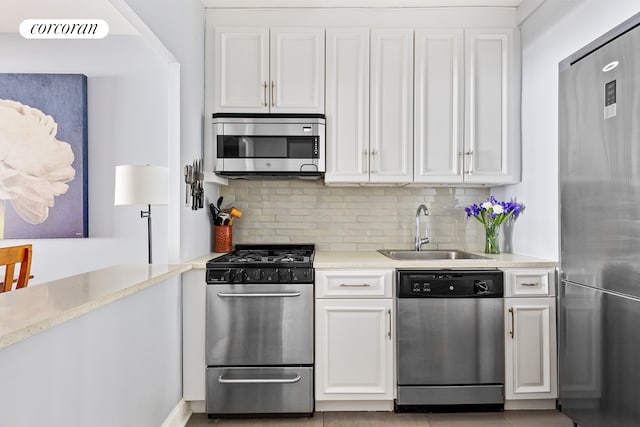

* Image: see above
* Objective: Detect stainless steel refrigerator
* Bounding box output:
[559,12,640,427]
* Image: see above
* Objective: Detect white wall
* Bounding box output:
[0,276,182,427]
[0,34,170,284]
[122,0,212,262]
[494,0,640,260]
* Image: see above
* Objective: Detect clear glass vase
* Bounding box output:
[484,223,500,254]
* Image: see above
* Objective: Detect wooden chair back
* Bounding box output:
[0,244,33,293]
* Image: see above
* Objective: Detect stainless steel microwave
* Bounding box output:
[209,113,325,178]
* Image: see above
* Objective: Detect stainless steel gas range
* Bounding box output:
[205,244,315,417]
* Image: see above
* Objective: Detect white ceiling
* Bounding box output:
[0,0,137,35]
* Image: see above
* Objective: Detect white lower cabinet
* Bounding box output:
[505,298,557,400]
[315,299,393,400]
[315,269,394,407]
[503,268,558,405]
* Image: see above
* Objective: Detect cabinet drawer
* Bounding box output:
[316,269,392,298]
[503,268,555,297]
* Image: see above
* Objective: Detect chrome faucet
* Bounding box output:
[415,204,430,251]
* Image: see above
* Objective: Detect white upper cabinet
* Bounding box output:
[214,27,324,113]
[414,27,520,184]
[370,29,414,183]
[325,28,370,183]
[206,9,521,185]
[414,29,464,183]
[464,28,520,184]
[326,28,413,184]
[270,28,325,113]
[214,27,269,112]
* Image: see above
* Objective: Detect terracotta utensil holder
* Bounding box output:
[214,225,232,253]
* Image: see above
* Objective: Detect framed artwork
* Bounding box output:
[0,73,88,238]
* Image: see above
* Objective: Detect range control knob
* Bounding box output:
[279,268,294,282]
[266,269,278,282]
[252,269,265,281]
[222,269,235,282]
[236,269,249,283]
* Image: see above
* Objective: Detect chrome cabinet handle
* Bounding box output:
[465,150,473,175]
[363,149,369,174]
[339,283,371,287]
[218,375,301,384]
[217,291,301,298]
[371,149,378,174]
[508,307,515,339]
[520,282,539,287]
[387,308,392,340]
[262,81,268,107]
[271,81,275,107]
[458,152,463,175]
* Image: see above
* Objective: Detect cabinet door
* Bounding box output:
[325,28,370,183]
[464,28,520,184]
[315,299,393,400]
[370,29,413,183]
[271,28,325,113]
[505,298,558,400]
[414,29,464,183]
[214,27,269,113]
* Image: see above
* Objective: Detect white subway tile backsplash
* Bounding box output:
[219,180,490,251]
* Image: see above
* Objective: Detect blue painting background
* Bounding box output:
[0,73,88,238]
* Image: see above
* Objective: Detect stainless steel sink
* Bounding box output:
[377,249,489,260]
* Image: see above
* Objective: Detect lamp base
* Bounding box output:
[140,204,152,264]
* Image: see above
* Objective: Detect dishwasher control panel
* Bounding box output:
[397,270,503,298]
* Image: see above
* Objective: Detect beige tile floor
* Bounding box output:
[187,410,574,427]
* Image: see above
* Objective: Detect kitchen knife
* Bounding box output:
[191,160,197,210]
[184,165,192,206]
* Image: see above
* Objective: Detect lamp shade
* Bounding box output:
[114,164,168,206]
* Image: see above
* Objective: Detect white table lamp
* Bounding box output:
[114,164,168,264]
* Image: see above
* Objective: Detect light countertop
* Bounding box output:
[187,252,226,269]
[191,250,556,270]
[313,250,556,269]
[0,263,190,350]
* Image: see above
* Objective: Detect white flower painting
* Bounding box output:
[0,99,76,224]
[0,74,88,239]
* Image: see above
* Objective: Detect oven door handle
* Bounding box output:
[217,375,302,384]
[216,291,302,298]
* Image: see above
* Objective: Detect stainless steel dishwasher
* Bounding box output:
[396,270,504,411]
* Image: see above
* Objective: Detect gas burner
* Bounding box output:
[229,251,267,263]
[269,254,305,263]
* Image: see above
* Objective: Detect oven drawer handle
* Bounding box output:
[217,375,302,384]
[339,283,371,287]
[217,291,302,298]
